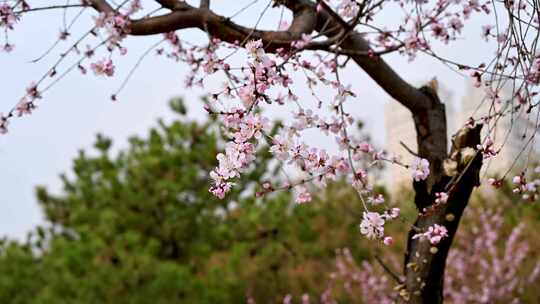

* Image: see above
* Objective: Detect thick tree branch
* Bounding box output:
[155,0,186,10]
[90,0,316,49]
[89,0,114,13]
[131,7,317,48]
[200,0,210,9]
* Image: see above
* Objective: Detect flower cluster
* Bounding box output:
[445,208,540,303]
[209,113,269,199]
[194,38,421,245]
[206,39,361,202]
[15,82,40,117]
[322,247,395,304]
[412,224,448,245]
[94,12,131,47]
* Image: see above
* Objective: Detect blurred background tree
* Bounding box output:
[0,98,371,303]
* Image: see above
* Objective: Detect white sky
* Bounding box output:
[0,1,497,239]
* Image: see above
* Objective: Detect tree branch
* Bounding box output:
[89,0,114,13]
[155,0,186,10]
[375,255,403,284]
[200,0,210,9]
[127,2,317,50]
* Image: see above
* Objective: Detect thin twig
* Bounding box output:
[375,255,403,284]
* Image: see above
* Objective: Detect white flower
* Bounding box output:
[368,194,385,205]
[270,134,292,161]
[337,0,360,18]
[388,208,400,219]
[295,186,312,204]
[411,157,430,181]
[245,39,264,58]
[435,192,448,204]
[359,212,385,239]
[525,182,536,192]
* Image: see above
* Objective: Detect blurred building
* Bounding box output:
[383,79,454,188]
[458,82,540,175]
[384,80,540,193]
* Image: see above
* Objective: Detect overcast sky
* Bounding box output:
[0,1,496,239]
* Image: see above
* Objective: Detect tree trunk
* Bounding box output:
[400,84,483,303]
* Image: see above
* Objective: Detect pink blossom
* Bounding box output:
[15,98,35,117]
[411,157,430,181]
[477,138,497,159]
[209,182,232,199]
[337,0,360,18]
[283,295,292,304]
[413,224,448,245]
[238,85,256,108]
[209,114,269,198]
[291,34,312,49]
[359,212,385,239]
[388,208,400,219]
[269,134,292,161]
[0,4,17,29]
[435,192,448,204]
[295,186,312,204]
[91,58,115,77]
[358,142,373,153]
[482,25,493,40]
[245,39,264,58]
[315,208,539,304]
[449,17,464,33]
[278,21,289,31]
[445,208,539,303]
[93,12,130,46]
[25,82,40,99]
[368,193,385,205]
